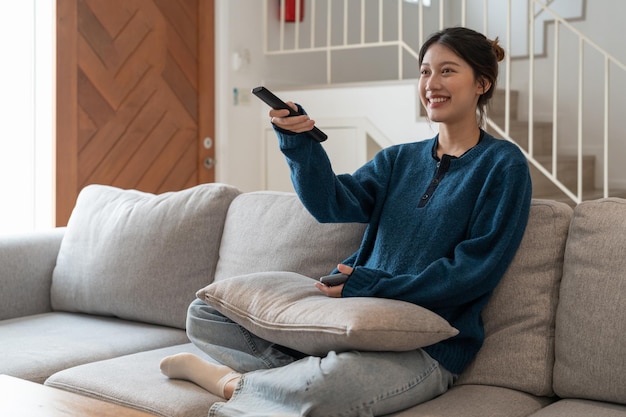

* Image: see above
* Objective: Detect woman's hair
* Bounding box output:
[418,27,505,127]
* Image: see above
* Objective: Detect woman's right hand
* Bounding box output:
[314,264,354,298]
[269,101,317,134]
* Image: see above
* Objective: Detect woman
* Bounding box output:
[160,26,532,416]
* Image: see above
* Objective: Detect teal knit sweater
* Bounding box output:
[277,128,532,375]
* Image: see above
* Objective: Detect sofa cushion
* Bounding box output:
[51,183,240,329]
[0,312,189,384]
[197,271,458,356]
[457,199,573,397]
[527,399,626,417]
[553,198,626,405]
[213,191,366,282]
[387,385,554,417]
[45,343,218,417]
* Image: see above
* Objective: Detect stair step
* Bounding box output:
[489,88,615,204]
[530,154,596,196]
[490,89,519,120]
[487,120,553,156]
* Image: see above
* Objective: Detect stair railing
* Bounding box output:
[263,0,626,204]
[514,0,626,203]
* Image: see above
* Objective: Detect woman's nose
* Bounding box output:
[426,73,441,91]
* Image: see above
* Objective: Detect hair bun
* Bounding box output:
[491,37,505,62]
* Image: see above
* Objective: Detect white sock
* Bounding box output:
[160,352,241,397]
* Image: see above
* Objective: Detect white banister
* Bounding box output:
[326,1,331,82]
[278,0,285,51]
[528,0,535,158]
[482,0,488,35]
[310,0,316,48]
[502,0,511,136]
[552,21,559,177]
[398,0,403,80]
[604,56,610,198]
[461,0,467,26]
[378,1,383,43]
[360,0,365,44]
[577,37,584,201]
[343,0,348,46]
[439,0,445,29]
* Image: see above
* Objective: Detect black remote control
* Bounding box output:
[319,273,350,286]
[252,86,328,142]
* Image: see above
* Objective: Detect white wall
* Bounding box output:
[214,1,267,192]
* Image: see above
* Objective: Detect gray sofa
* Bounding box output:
[1,182,625,417]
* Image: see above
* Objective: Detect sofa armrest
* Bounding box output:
[0,228,65,320]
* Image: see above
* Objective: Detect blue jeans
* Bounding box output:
[186,299,454,417]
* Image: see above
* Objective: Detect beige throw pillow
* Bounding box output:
[197,271,458,356]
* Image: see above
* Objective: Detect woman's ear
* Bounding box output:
[478,77,492,95]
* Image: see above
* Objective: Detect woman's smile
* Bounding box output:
[427,96,449,106]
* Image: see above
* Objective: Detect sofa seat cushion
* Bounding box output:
[387,385,554,417]
[0,312,189,384]
[457,199,573,397]
[554,198,626,405]
[214,191,366,282]
[197,271,458,356]
[45,343,219,417]
[51,183,240,329]
[527,399,626,417]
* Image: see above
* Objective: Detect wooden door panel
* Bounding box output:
[56,0,214,226]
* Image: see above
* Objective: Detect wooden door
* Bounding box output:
[56,0,214,226]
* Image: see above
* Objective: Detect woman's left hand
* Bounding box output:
[314,264,354,298]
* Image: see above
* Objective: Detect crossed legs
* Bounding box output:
[160,299,300,398]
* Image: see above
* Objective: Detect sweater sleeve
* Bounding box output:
[342,160,533,310]
[277,128,392,224]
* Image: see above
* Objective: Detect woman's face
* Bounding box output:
[418,43,488,126]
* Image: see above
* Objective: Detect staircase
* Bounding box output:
[488,89,625,206]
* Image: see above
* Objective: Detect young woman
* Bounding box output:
[160,27,532,416]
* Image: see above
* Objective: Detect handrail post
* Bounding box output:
[552,21,559,177]
[279,0,285,51]
[604,57,610,198]
[528,0,535,158]
[326,0,332,83]
[398,0,403,79]
[505,0,511,136]
[577,37,584,201]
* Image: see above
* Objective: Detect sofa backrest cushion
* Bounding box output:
[457,199,573,397]
[51,183,241,329]
[214,191,366,282]
[553,198,626,405]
